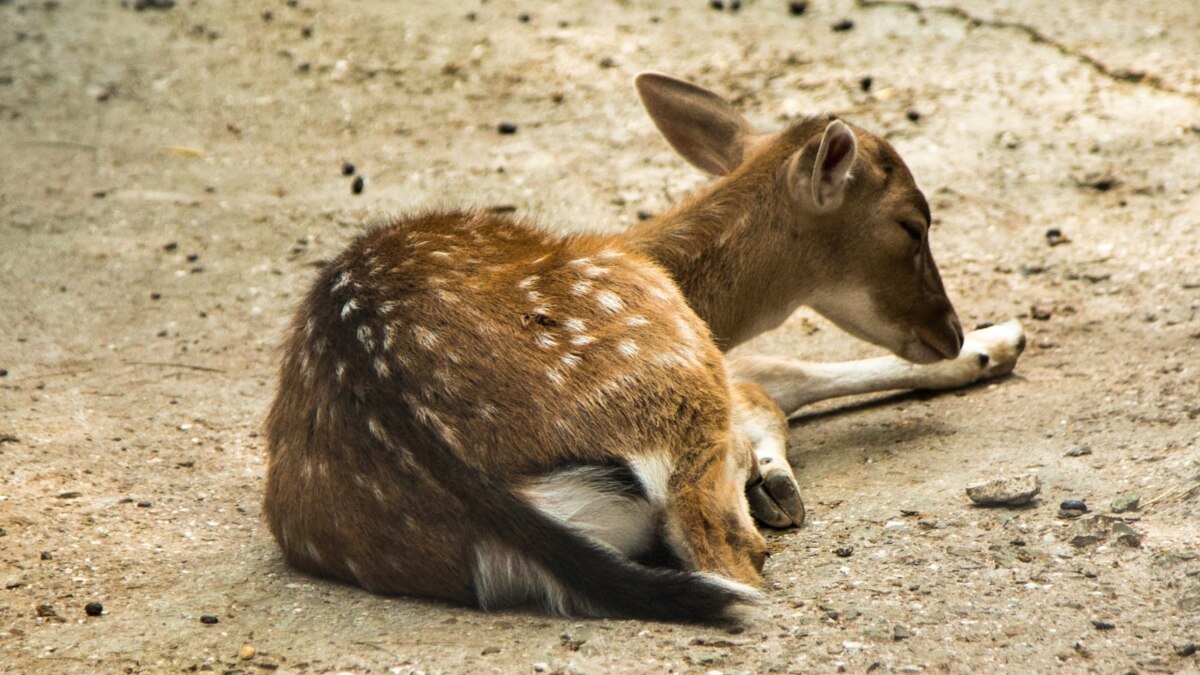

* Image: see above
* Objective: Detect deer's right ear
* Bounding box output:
[634,72,755,177]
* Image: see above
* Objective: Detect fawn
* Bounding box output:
[264,73,1025,622]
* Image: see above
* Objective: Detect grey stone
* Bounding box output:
[966,474,1042,506]
[1110,492,1141,513]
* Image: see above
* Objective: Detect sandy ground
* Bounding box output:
[2,0,1200,673]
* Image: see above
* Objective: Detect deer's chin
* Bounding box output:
[898,338,956,364]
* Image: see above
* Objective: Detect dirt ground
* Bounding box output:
[2,0,1199,673]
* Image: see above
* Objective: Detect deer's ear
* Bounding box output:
[634,72,755,177]
[786,120,858,212]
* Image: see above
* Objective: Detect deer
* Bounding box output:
[263,72,1026,623]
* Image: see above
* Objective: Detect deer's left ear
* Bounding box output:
[787,120,858,212]
[635,72,755,177]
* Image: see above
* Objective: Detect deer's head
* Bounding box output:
[635,72,963,363]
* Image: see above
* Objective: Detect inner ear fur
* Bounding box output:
[786,120,858,212]
[634,72,755,177]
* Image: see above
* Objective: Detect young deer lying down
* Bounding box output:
[264,73,1026,622]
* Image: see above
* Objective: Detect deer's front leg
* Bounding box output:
[729,320,1026,415]
[732,382,805,529]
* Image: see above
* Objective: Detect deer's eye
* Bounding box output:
[899,221,924,244]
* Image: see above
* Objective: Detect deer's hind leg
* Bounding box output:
[664,432,768,588]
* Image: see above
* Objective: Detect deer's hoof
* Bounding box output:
[747,469,806,529]
[962,319,1025,380]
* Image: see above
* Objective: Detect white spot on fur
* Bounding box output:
[625,315,650,327]
[617,339,640,357]
[595,290,624,313]
[371,483,386,503]
[368,416,389,444]
[341,299,359,319]
[649,285,673,301]
[536,333,558,349]
[597,249,623,261]
[413,326,439,350]
[563,318,585,333]
[546,367,565,386]
[527,290,544,304]
[570,334,597,347]
[357,324,376,351]
[561,353,581,368]
[675,317,699,345]
[580,264,608,278]
[430,250,451,259]
[567,257,591,267]
[332,271,352,292]
[570,280,592,296]
[479,403,498,420]
[335,362,346,381]
[374,357,390,378]
[344,557,361,580]
[413,404,459,449]
[518,275,539,289]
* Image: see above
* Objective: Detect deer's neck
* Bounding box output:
[624,176,811,351]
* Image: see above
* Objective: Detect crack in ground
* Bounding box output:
[857,0,1198,101]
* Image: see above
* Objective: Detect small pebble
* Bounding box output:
[40,551,51,560]
[710,0,724,9]
[1065,445,1092,457]
[859,76,873,92]
[532,663,548,673]
[892,624,912,640]
[341,161,355,176]
[1058,508,1086,519]
[497,122,519,135]
[0,369,7,377]
[199,614,220,625]
[517,12,531,23]
[834,546,854,558]
[1029,305,1052,321]
[137,500,152,508]
[1060,499,1088,512]
[905,108,921,122]
[1176,643,1197,657]
[84,602,103,617]
[788,1,808,15]
[831,19,854,31]
[636,210,654,221]
[36,604,59,618]
[1090,619,1115,631]
[1110,492,1140,513]
[351,176,365,195]
[238,644,257,660]
[1045,228,1070,246]
[730,0,741,10]
[163,242,178,252]
[300,25,313,38]
[150,292,162,300]
[185,253,199,262]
